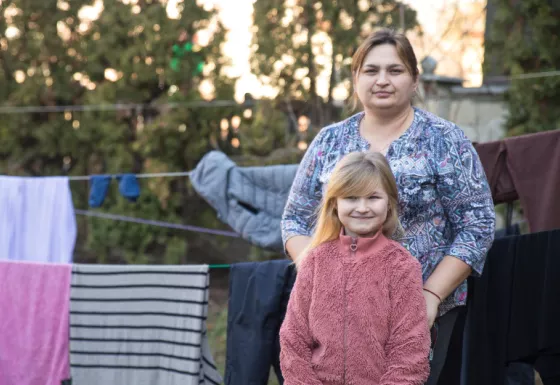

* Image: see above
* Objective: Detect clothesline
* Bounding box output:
[75,209,239,238]
[0,99,254,114]
[0,69,559,115]
[67,171,192,181]
[75,210,235,269]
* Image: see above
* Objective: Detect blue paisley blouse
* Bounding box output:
[281,107,496,315]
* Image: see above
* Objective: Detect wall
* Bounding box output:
[417,75,508,143]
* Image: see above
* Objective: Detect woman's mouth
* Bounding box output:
[374,91,392,98]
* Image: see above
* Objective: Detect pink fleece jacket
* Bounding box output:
[280,231,430,385]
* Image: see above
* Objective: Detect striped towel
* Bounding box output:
[69,264,222,385]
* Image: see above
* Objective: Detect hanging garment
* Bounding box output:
[474,129,560,232]
[0,261,72,385]
[465,229,560,385]
[225,260,296,385]
[69,264,222,385]
[460,225,522,385]
[0,176,76,263]
[88,173,141,207]
[190,151,298,251]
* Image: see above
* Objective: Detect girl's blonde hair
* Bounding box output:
[296,151,401,266]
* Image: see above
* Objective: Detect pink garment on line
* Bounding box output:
[0,261,71,385]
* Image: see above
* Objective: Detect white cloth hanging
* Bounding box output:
[0,176,77,263]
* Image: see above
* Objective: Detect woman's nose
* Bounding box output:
[376,71,389,85]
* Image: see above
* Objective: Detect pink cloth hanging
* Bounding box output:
[0,261,71,385]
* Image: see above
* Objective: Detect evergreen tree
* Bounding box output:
[0,0,252,264]
[251,0,419,130]
[484,0,560,135]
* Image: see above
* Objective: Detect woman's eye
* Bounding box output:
[368,195,379,200]
[390,69,403,74]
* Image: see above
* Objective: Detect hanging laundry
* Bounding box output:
[116,174,141,202]
[0,261,72,385]
[88,175,111,207]
[464,229,560,385]
[460,225,523,385]
[0,176,76,263]
[190,151,298,251]
[225,260,296,385]
[69,264,222,385]
[474,129,560,232]
[88,173,141,208]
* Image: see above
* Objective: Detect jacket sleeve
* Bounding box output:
[281,129,326,252]
[380,251,431,385]
[433,126,496,275]
[279,255,323,385]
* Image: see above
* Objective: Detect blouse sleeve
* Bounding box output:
[281,129,327,250]
[433,126,496,275]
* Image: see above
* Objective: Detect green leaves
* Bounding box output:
[0,0,249,265]
[250,0,418,129]
[486,0,560,136]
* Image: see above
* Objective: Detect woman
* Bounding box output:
[281,28,495,384]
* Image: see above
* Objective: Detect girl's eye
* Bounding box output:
[368,195,379,200]
[346,196,357,201]
[390,69,403,74]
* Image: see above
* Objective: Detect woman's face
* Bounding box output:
[354,44,417,113]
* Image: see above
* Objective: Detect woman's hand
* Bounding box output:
[423,289,441,328]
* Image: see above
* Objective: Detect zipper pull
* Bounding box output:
[350,238,357,252]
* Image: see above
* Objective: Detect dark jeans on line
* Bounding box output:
[224,260,296,385]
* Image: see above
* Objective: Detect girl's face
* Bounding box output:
[336,187,389,238]
[354,43,417,113]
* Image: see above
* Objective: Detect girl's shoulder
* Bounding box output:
[307,238,340,260]
[296,239,340,273]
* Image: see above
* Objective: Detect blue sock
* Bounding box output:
[117,174,141,202]
[88,175,112,207]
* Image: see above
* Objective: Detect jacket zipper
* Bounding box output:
[343,238,357,385]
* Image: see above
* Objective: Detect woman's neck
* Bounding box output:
[361,105,414,137]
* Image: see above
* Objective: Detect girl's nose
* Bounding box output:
[356,199,369,211]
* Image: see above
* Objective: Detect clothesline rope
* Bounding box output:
[0,69,559,115]
[67,171,192,181]
[0,99,254,114]
[74,209,240,238]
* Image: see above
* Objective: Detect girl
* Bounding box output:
[280,151,430,385]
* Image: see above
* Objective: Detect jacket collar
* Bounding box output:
[339,228,390,259]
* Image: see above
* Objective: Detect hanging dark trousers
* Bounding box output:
[225,260,296,385]
[463,229,560,385]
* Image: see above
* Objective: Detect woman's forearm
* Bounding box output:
[286,235,312,261]
[423,255,472,301]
